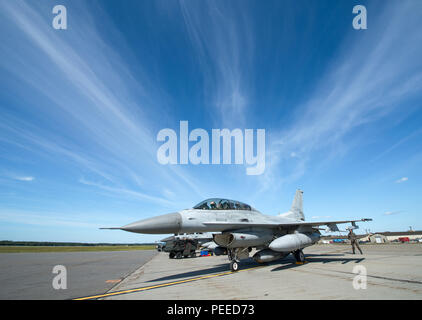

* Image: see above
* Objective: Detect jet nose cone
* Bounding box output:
[121,212,182,234]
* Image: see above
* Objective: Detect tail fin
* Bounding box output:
[279,189,305,221]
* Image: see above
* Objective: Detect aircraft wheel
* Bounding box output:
[230,261,239,272]
[294,249,305,263]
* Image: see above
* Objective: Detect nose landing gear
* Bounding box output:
[227,248,250,272]
[230,260,239,272]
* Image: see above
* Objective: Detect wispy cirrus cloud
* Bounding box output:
[370,128,422,163]
[384,211,404,216]
[259,1,422,191]
[0,170,35,182]
[179,0,254,125]
[0,209,99,228]
[78,177,174,207]
[395,177,408,184]
[311,216,332,220]
[14,176,34,182]
[0,0,206,207]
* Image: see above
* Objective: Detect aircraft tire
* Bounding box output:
[294,249,305,263]
[230,261,239,272]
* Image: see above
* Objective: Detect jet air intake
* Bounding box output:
[213,231,272,248]
[269,232,320,252]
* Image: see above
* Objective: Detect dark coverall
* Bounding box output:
[348,230,363,254]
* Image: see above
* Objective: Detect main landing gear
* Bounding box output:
[293,249,305,263]
[228,249,238,271]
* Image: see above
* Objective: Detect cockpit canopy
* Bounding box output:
[193,198,256,211]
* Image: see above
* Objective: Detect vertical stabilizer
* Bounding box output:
[291,189,304,220]
[279,189,305,221]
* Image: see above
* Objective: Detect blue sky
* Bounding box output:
[0,0,421,243]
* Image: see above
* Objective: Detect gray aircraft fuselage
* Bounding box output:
[104,191,371,271]
[121,208,292,235]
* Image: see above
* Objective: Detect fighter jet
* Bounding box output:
[102,190,371,271]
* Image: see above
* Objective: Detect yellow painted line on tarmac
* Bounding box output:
[73,265,265,300]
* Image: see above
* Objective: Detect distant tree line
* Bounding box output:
[0,240,155,247]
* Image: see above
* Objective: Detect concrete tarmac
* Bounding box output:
[0,250,157,300]
[86,244,422,300]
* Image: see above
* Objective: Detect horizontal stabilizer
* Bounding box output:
[326,223,339,232]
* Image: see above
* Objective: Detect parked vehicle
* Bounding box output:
[165,238,198,259]
[398,237,410,243]
[332,239,345,243]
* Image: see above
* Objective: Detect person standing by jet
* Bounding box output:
[348,228,363,254]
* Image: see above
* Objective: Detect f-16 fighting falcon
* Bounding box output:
[102,190,372,271]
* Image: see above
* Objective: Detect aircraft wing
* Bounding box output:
[294,218,372,227]
[202,218,372,230]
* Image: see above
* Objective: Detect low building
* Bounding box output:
[378,231,422,242]
[319,230,422,244]
[368,234,388,243]
[351,231,422,243]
